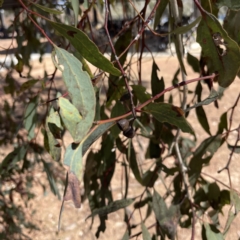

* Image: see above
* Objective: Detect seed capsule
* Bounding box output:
[117,119,130,132]
[123,126,136,138]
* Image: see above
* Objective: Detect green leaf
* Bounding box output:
[42,160,60,199]
[30,1,63,15]
[227,144,240,153]
[223,10,240,46]
[189,135,223,186]
[145,103,194,134]
[223,211,235,237]
[196,106,211,135]
[187,53,200,73]
[47,110,63,139]
[128,143,142,184]
[141,223,151,240]
[132,85,151,104]
[54,47,96,143]
[172,16,202,35]
[152,190,168,223]
[197,12,240,88]
[86,198,134,220]
[45,113,61,161]
[230,190,240,212]
[64,142,83,182]
[50,23,121,76]
[82,122,115,156]
[70,0,79,27]
[121,230,129,240]
[152,190,178,239]
[0,146,28,173]
[217,112,228,134]
[17,79,39,94]
[154,0,169,30]
[216,0,240,10]
[151,61,164,102]
[59,97,82,142]
[186,87,224,111]
[204,223,224,240]
[63,122,115,181]
[24,96,38,140]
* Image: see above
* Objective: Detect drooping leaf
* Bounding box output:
[154,0,169,30]
[196,106,211,135]
[121,230,129,240]
[203,223,224,240]
[42,160,60,199]
[86,198,134,220]
[223,10,240,46]
[59,97,82,142]
[63,171,81,208]
[53,46,96,143]
[145,103,194,134]
[187,52,200,73]
[45,112,61,161]
[128,142,142,183]
[141,223,151,240]
[216,0,240,10]
[132,85,151,104]
[30,1,63,15]
[227,144,240,154]
[24,96,38,140]
[47,110,63,139]
[223,211,235,237]
[186,87,224,112]
[50,23,121,76]
[151,61,164,102]
[70,0,79,27]
[17,79,39,94]
[64,142,83,182]
[172,16,202,35]
[82,122,115,156]
[152,190,178,239]
[197,12,240,88]
[217,112,228,134]
[230,190,240,212]
[189,135,223,186]
[0,146,28,174]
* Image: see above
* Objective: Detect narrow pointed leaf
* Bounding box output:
[196,106,211,135]
[145,103,194,134]
[216,0,240,10]
[197,12,240,88]
[45,112,61,161]
[59,97,82,142]
[122,230,129,240]
[17,79,39,94]
[30,1,63,14]
[50,23,121,76]
[141,223,151,240]
[204,223,224,240]
[86,198,134,220]
[54,46,96,143]
[24,96,38,140]
[154,0,169,29]
[70,0,79,27]
[172,16,202,35]
[227,144,240,153]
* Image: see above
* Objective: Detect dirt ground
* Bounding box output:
[1,39,240,240]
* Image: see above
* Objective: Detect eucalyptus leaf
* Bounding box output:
[145,103,194,134]
[24,96,38,140]
[53,46,96,143]
[30,1,63,15]
[86,198,134,220]
[50,23,121,76]
[197,12,240,88]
